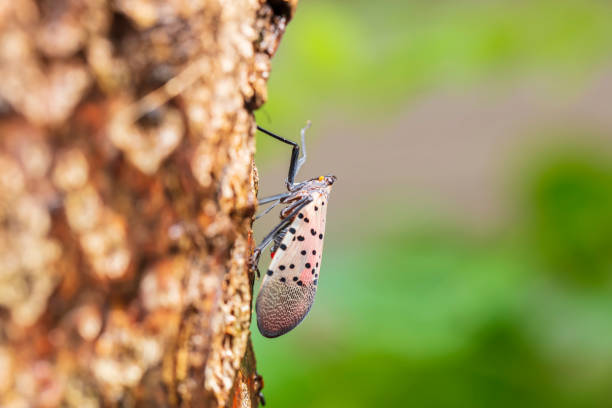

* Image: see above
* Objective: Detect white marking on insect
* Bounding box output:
[251,122,336,338]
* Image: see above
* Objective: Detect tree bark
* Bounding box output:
[0,1,296,406]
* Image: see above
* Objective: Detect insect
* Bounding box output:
[251,122,336,338]
[253,372,265,406]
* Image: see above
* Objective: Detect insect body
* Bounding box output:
[252,123,336,338]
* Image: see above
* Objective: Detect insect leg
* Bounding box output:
[254,372,265,406]
[255,199,281,221]
[258,191,292,205]
[255,192,293,222]
[295,120,310,176]
[250,196,313,270]
[257,126,304,187]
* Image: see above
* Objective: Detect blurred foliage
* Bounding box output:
[252,0,612,406]
[257,0,612,130]
[522,148,612,285]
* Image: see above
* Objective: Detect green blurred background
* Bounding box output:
[252,1,612,406]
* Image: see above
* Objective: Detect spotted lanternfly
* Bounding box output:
[251,122,336,338]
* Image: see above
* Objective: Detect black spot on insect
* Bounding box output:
[266,270,273,276]
[322,202,325,206]
[313,279,318,285]
[312,250,316,255]
[301,250,307,255]
[315,274,319,278]
[298,213,304,219]
[297,236,305,241]
[304,218,309,223]
[316,262,319,267]
[305,263,311,268]
[289,227,296,234]
[311,268,315,274]
[293,276,298,281]
[311,229,316,235]
[319,234,323,239]
[280,277,286,282]
[279,265,285,271]
[290,264,295,269]
[280,244,287,250]
[297,280,303,286]
[292,237,296,241]
[314,206,318,211]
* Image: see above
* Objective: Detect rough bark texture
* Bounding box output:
[0,1,296,406]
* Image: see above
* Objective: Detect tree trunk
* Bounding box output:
[0,1,296,406]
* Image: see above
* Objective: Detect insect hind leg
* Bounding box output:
[256,126,299,186]
[256,121,311,187]
[296,120,310,176]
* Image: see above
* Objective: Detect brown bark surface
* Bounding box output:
[0,1,296,406]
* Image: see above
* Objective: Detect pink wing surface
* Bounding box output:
[256,192,329,337]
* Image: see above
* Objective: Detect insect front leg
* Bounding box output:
[255,200,281,221]
[255,192,292,221]
[258,191,292,205]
